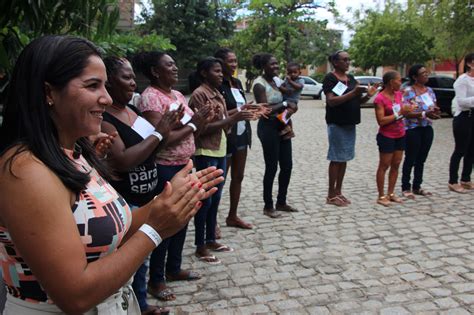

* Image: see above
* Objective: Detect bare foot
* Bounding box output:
[226,216,253,229]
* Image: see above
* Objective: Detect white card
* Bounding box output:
[181,113,192,125]
[273,76,283,88]
[419,92,434,107]
[392,103,401,115]
[169,102,180,111]
[231,88,245,108]
[332,81,348,96]
[132,116,156,139]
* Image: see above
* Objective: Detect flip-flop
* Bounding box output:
[212,245,234,252]
[166,270,201,282]
[141,305,170,315]
[196,254,221,265]
[413,189,432,196]
[402,190,416,200]
[147,287,175,301]
[326,196,346,207]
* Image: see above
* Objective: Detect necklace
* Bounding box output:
[111,104,133,126]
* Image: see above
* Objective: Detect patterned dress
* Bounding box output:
[0,149,132,303]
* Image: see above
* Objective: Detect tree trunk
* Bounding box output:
[372,66,377,76]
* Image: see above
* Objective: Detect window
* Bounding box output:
[303,77,315,85]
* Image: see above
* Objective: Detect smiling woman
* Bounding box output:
[0,35,224,315]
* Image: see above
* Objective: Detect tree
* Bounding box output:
[226,0,340,71]
[349,2,432,75]
[406,0,474,77]
[140,0,236,69]
[0,0,120,74]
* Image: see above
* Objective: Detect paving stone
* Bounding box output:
[144,100,474,313]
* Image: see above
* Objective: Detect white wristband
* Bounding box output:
[187,123,197,132]
[422,111,426,119]
[282,101,288,108]
[151,131,163,142]
[139,224,162,247]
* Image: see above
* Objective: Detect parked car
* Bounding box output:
[300,75,323,99]
[321,75,382,106]
[401,75,455,116]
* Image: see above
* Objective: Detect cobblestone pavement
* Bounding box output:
[149,98,474,314]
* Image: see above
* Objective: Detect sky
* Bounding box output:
[134,0,386,47]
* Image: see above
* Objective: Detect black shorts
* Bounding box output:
[377,133,406,153]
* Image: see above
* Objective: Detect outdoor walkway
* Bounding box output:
[150,99,474,315]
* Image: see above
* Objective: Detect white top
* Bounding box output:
[453,73,474,116]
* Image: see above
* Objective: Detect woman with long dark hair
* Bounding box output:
[189,57,254,264]
[400,64,440,199]
[449,52,474,193]
[132,51,211,302]
[374,71,412,206]
[0,35,223,314]
[322,50,378,207]
[252,53,299,218]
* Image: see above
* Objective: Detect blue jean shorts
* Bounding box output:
[327,124,356,162]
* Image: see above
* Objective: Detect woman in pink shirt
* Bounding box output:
[374,71,413,206]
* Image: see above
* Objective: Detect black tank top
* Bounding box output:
[103,106,158,206]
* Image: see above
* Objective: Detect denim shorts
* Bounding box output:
[376,133,406,153]
[327,124,356,162]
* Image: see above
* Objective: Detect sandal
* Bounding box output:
[226,217,253,229]
[326,196,347,207]
[460,181,474,190]
[388,193,403,203]
[413,188,432,196]
[166,270,201,282]
[142,305,170,315]
[195,254,221,265]
[402,190,415,200]
[147,285,176,302]
[337,195,351,205]
[448,183,467,194]
[376,195,391,207]
[207,242,234,252]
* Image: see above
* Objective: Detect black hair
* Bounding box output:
[464,52,474,73]
[407,64,425,85]
[0,35,110,192]
[188,57,223,93]
[103,56,128,81]
[287,62,300,70]
[252,53,273,71]
[381,70,399,91]
[132,51,166,82]
[214,47,233,62]
[328,50,345,66]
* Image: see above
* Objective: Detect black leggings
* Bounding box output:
[257,119,293,209]
[449,111,474,184]
[401,126,434,191]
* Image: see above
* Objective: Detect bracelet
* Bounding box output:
[187,123,197,132]
[151,131,163,142]
[138,224,162,247]
[421,111,426,119]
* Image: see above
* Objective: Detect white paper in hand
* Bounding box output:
[419,92,434,108]
[332,81,348,96]
[273,76,283,88]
